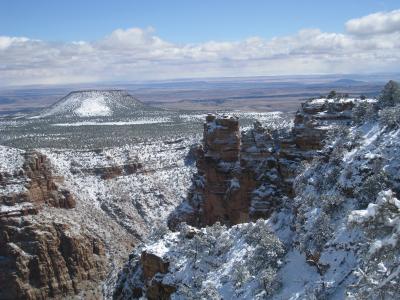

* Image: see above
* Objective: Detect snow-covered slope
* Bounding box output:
[112,220,285,299]
[112,94,400,299]
[35,90,148,118]
[41,137,197,239]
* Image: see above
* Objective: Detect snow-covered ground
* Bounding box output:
[51,118,171,126]
[0,145,28,202]
[114,220,285,299]
[0,145,24,174]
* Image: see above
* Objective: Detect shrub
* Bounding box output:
[353,102,377,124]
[357,171,388,207]
[298,211,332,253]
[379,104,400,129]
[348,190,400,299]
[327,90,337,99]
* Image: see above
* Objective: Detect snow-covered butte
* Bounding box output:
[36,90,147,118]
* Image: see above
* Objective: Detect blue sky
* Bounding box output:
[1,1,400,86]
[1,0,399,43]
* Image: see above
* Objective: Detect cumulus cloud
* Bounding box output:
[0,36,29,50]
[346,9,400,36]
[1,9,400,86]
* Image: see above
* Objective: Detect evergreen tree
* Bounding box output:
[379,80,400,107]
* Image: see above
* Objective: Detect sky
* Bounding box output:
[1,0,400,86]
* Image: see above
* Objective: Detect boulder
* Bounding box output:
[141,251,170,281]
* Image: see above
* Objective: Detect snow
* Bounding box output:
[40,136,197,239]
[229,178,240,190]
[309,97,377,105]
[75,96,111,117]
[115,220,284,299]
[362,124,381,147]
[349,203,378,223]
[144,239,171,257]
[0,145,24,174]
[40,92,110,117]
[51,118,171,126]
[273,250,320,300]
[37,90,142,118]
[0,183,27,196]
[0,202,33,213]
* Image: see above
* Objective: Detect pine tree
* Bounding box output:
[379,80,400,107]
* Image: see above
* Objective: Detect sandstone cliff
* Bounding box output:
[0,147,107,300]
[169,97,372,228]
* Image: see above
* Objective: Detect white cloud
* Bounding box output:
[0,36,29,50]
[346,9,400,36]
[1,10,400,86]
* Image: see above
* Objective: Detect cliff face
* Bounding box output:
[292,98,354,150]
[197,116,253,225]
[1,151,76,217]
[0,217,106,300]
[170,97,363,228]
[0,148,107,300]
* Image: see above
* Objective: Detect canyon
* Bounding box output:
[169,97,362,228]
[1,83,399,299]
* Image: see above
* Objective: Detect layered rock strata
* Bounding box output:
[169,97,366,228]
[0,217,106,300]
[0,147,107,300]
[1,151,76,217]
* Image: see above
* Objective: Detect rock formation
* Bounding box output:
[169,97,367,228]
[1,151,76,217]
[0,217,106,300]
[292,98,354,151]
[0,148,107,300]
[196,115,254,225]
[113,250,176,300]
[79,161,143,180]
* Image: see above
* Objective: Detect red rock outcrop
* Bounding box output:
[1,151,76,214]
[169,97,368,228]
[0,149,107,300]
[141,251,170,280]
[0,217,106,300]
[141,252,176,299]
[188,116,256,226]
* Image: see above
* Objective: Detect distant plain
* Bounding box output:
[1,74,397,115]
